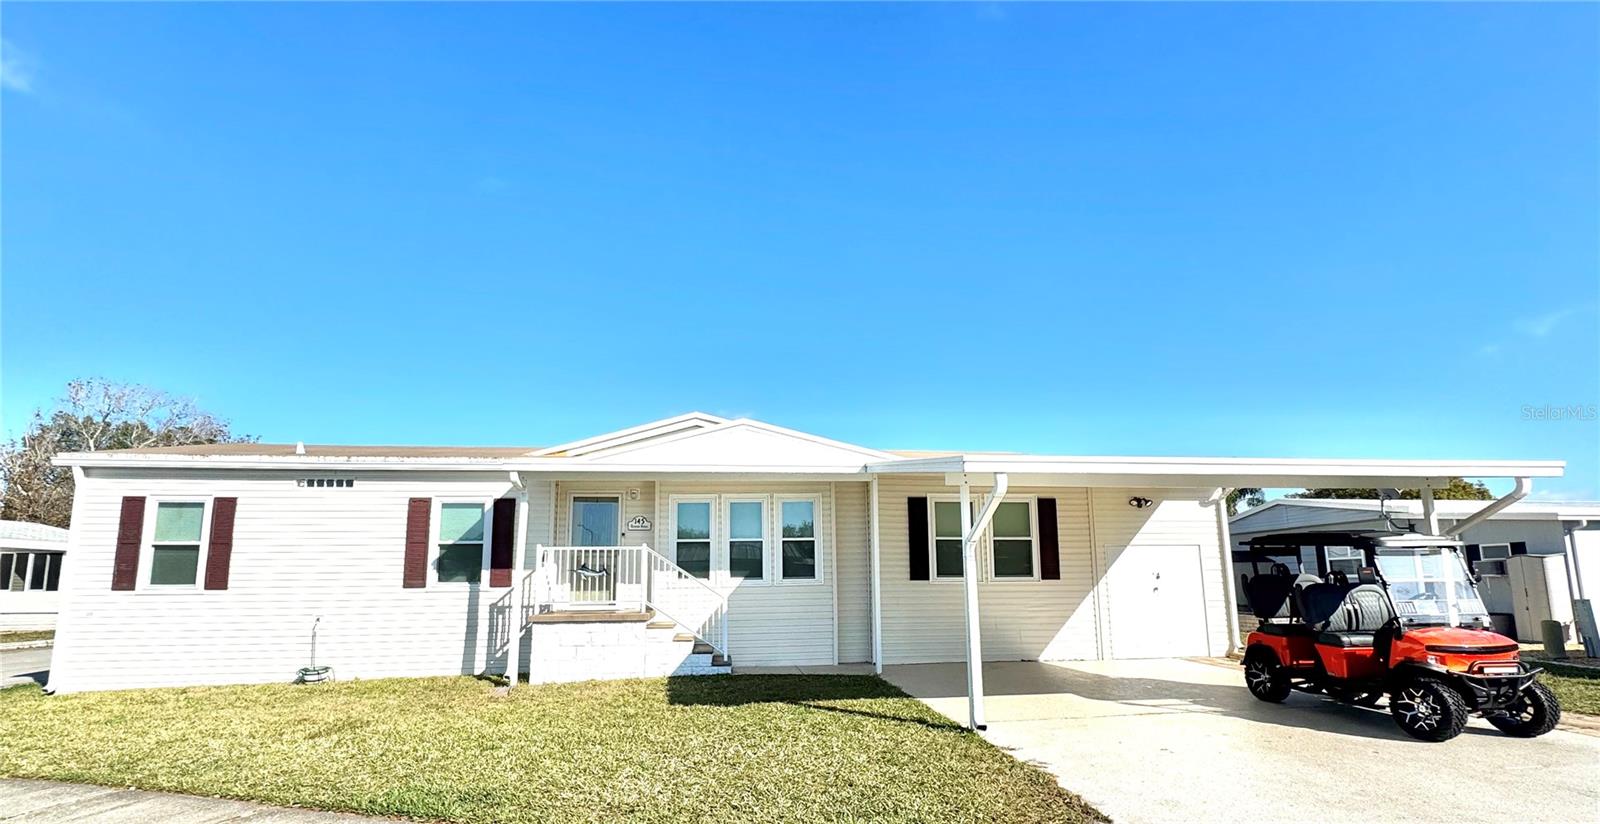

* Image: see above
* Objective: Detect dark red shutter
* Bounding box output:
[204,497,238,590]
[1037,497,1061,580]
[112,496,147,590]
[404,498,431,588]
[908,497,930,581]
[490,497,517,587]
[1509,541,1529,556]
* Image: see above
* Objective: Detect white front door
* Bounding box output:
[1103,544,1209,658]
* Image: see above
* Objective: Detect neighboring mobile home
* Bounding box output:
[1230,499,1600,642]
[46,413,1564,726]
[1,520,69,631]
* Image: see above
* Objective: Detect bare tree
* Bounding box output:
[1,379,252,527]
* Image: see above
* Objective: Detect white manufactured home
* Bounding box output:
[1,520,70,631]
[48,414,1564,725]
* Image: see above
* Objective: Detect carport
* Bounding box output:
[881,658,1600,824]
[864,456,1564,730]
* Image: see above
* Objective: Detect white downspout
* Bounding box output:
[1203,488,1243,655]
[870,477,884,674]
[1442,477,1531,538]
[1566,520,1589,601]
[961,472,1009,731]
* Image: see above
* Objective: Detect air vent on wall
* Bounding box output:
[298,478,355,488]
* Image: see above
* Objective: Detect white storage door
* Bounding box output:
[1103,545,1209,659]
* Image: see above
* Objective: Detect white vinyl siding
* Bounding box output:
[832,482,872,663]
[48,469,540,694]
[876,478,1228,664]
[654,482,837,667]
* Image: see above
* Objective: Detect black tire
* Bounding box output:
[1390,678,1469,742]
[1245,650,1292,703]
[1487,680,1562,738]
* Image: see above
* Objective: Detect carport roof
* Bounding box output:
[863,454,1565,488]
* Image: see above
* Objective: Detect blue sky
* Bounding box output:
[3,3,1596,499]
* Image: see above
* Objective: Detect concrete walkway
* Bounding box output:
[0,779,389,823]
[883,658,1600,824]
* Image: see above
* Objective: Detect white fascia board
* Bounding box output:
[528,412,728,457]
[868,455,1565,487]
[54,453,519,472]
[512,462,872,477]
[0,538,71,552]
[571,417,898,463]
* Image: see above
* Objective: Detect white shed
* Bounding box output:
[1,520,70,631]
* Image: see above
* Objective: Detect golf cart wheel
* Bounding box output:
[1487,681,1562,738]
[1244,650,1291,703]
[1390,679,1469,742]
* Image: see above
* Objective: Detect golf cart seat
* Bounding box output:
[1315,584,1397,649]
[1242,564,1297,620]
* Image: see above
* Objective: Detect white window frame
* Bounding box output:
[986,495,1041,582]
[927,495,970,582]
[669,495,717,580]
[139,497,213,590]
[775,494,824,585]
[723,494,772,586]
[432,497,493,587]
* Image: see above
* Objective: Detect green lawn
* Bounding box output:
[0,630,53,644]
[0,675,1102,824]
[1524,656,1600,716]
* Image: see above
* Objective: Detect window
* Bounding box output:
[726,499,765,580]
[2,552,62,593]
[436,502,487,584]
[990,500,1037,578]
[570,496,621,547]
[674,499,712,579]
[148,501,207,586]
[1326,546,1364,576]
[779,498,819,581]
[932,500,965,578]
[1478,543,1511,576]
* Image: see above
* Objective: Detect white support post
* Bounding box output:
[960,477,984,730]
[1213,495,1242,655]
[1420,484,1439,536]
[870,477,884,674]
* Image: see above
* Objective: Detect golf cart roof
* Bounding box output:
[1242,530,1466,553]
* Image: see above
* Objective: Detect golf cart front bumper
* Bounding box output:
[1455,665,1543,711]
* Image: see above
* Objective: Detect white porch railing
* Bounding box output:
[525,544,729,657]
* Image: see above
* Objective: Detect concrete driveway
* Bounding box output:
[882,659,1600,824]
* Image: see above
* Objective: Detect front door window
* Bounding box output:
[570,496,620,546]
